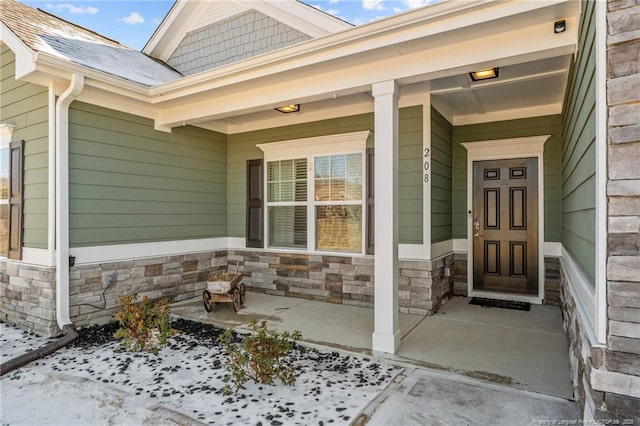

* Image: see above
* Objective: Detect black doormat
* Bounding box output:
[469,297,531,311]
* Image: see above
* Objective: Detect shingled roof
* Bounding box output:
[0,0,182,86]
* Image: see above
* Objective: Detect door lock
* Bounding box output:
[473,218,482,238]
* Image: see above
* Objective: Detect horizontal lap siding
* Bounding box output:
[452,115,564,241]
[68,102,227,247]
[431,107,453,243]
[561,0,596,286]
[227,106,424,245]
[0,45,49,249]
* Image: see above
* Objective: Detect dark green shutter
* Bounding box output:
[246,159,264,248]
[8,140,23,260]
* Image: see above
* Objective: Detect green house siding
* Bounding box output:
[0,45,49,249]
[431,107,453,243]
[227,106,424,245]
[561,0,596,286]
[68,102,227,247]
[452,115,564,241]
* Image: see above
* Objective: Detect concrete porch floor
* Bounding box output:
[171,292,573,398]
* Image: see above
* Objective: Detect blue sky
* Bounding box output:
[22,0,437,50]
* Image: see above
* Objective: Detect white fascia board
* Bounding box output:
[0,23,36,79]
[155,19,578,127]
[151,0,575,99]
[75,86,157,121]
[142,0,208,62]
[142,0,185,55]
[249,0,352,38]
[34,52,151,99]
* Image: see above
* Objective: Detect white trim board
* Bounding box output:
[10,237,560,267]
[451,239,561,257]
[462,135,550,303]
[70,238,230,265]
[594,0,608,345]
[561,245,601,347]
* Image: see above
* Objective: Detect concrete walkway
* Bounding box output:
[359,367,579,425]
[172,292,578,423]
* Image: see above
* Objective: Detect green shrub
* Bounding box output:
[113,293,176,355]
[218,320,302,394]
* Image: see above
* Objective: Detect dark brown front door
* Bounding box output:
[472,158,538,295]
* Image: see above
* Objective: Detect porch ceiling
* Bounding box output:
[195,53,572,133]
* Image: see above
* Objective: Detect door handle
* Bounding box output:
[473,218,482,238]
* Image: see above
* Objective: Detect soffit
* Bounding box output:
[156,0,578,132]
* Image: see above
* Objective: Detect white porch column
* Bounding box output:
[372,80,400,353]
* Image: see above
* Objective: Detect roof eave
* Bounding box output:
[0,21,37,79]
[34,51,153,99]
[150,0,562,99]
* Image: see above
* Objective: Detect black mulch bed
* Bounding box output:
[46,318,398,425]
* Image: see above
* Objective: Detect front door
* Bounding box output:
[472,158,538,295]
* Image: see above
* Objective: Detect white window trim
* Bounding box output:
[461,135,549,305]
[258,131,371,255]
[0,124,14,259]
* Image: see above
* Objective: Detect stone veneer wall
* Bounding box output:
[560,267,640,421]
[2,248,456,336]
[0,260,57,336]
[452,254,562,306]
[228,250,454,315]
[0,251,227,336]
[68,251,227,329]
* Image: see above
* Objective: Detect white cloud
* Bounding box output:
[403,0,438,9]
[329,0,340,3]
[362,0,385,11]
[46,3,98,15]
[151,17,163,25]
[310,4,341,17]
[121,12,145,25]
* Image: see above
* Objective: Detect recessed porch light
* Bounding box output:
[275,104,300,113]
[469,68,499,81]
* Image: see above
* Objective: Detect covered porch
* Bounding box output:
[172,292,573,398]
[148,0,581,358]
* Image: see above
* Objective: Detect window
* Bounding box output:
[314,154,362,252]
[0,124,23,260]
[267,159,307,248]
[258,131,370,254]
[0,147,8,256]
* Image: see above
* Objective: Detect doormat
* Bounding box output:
[469,297,531,311]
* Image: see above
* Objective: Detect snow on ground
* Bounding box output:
[1,320,400,425]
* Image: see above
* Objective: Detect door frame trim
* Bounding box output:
[462,135,550,304]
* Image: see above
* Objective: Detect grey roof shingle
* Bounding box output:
[1,0,182,86]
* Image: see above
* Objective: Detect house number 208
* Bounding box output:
[423,147,430,183]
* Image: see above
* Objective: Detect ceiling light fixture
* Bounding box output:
[554,20,566,33]
[469,68,499,82]
[275,104,300,113]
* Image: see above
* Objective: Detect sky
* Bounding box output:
[21,0,438,50]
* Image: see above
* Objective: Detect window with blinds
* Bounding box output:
[258,131,370,255]
[266,159,307,248]
[314,153,362,252]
